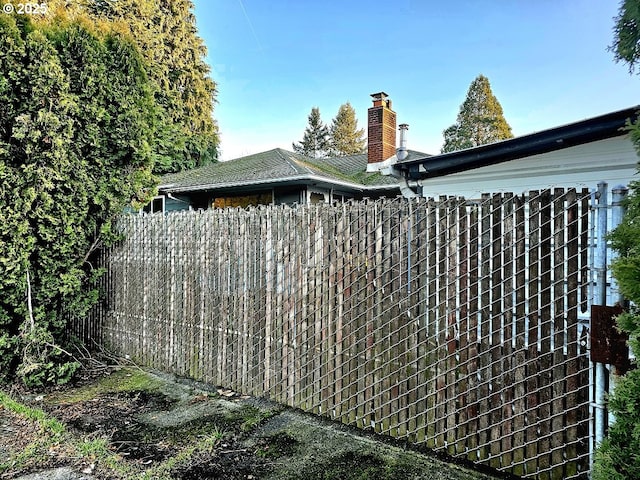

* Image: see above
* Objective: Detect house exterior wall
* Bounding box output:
[417,136,638,199]
[165,194,193,212]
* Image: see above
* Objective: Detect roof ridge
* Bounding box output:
[276,149,316,176]
[295,156,354,182]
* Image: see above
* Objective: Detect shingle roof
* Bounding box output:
[159,148,430,193]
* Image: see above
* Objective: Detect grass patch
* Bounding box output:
[0,391,65,436]
[72,436,138,479]
[0,390,139,479]
[74,436,111,458]
[48,368,165,405]
[140,428,225,480]
[0,440,50,474]
[0,391,66,474]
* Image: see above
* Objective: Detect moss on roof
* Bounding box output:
[160,148,429,192]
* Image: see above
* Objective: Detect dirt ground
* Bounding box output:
[0,367,506,480]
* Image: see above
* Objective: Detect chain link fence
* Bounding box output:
[73,191,593,479]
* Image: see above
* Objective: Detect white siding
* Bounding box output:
[418,136,638,198]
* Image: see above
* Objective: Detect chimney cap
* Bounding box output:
[370,92,389,100]
[399,123,409,130]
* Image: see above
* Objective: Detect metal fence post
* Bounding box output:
[593,181,608,455]
[590,181,629,472]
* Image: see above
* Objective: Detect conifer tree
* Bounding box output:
[43,0,219,173]
[292,107,329,158]
[609,0,640,74]
[441,74,513,153]
[328,102,366,157]
[0,10,157,386]
[593,1,640,477]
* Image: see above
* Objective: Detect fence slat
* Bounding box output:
[455,200,469,456]
[425,199,438,449]
[478,194,492,463]
[526,191,541,476]
[512,194,527,477]
[467,202,480,459]
[551,189,568,479]
[446,199,458,455]
[501,193,514,470]
[435,197,448,449]
[565,189,582,477]
[539,191,555,478]
[489,194,503,470]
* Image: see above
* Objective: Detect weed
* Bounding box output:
[75,436,111,458]
[72,436,138,480]
[204,425,226,447]
[233,405,276,433]
[0,440,49,474]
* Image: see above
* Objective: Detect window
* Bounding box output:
[309,192,326,204]
[142,196,165,214]
[212,193,272,208]
[307,188,329,204]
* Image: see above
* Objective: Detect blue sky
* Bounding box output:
[192,1,638,161]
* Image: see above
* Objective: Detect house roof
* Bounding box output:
[159,148,428,193]
[396,106,640,181]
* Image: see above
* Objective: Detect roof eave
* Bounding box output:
[159,173,398,194]
[398,106,639,181]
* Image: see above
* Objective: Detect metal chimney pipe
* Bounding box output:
[397,124,409,161]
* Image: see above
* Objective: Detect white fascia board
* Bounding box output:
[366,154,399,173]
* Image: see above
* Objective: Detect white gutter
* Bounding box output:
[368,158,419,198]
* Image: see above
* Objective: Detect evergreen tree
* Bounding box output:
[293,107,329,158]
[609,0,640,74]
[328,102,366,156]
[441,74,513,153]
[0,10,157,386]
[593,1,640,478]
[43,0,219,174]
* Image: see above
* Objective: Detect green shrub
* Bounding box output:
[593,118,640,478]
[0,12,157,387]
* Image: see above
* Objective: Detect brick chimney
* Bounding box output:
[367,92,397,164]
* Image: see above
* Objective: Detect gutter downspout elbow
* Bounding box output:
[367,122,419,198]
[399,174,419,198]
[383,164,419,198]
[366,155,420,198]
